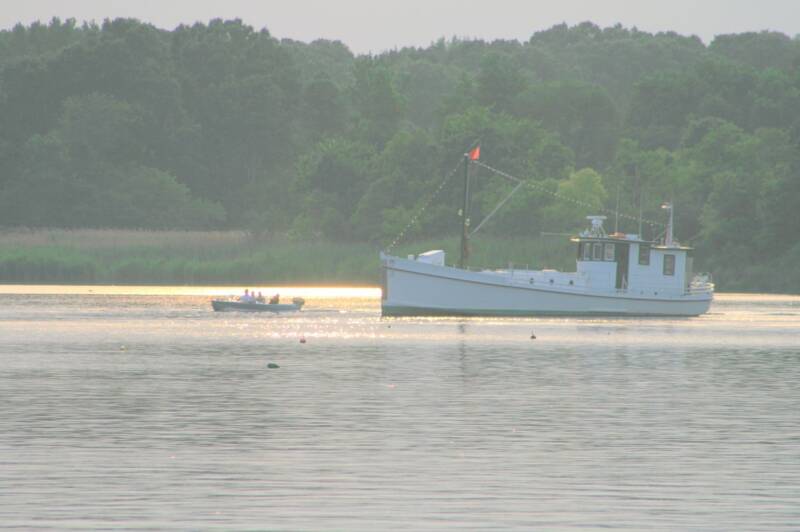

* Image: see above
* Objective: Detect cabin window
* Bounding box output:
[663,254,675,276]
[638,244,651,265]
[604,243,615,261]
[582,243,592,261]
[592,243,603,260]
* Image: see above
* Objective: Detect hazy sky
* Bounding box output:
[2,0,798,54]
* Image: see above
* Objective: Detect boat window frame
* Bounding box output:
[663,254,675,276]
[638,244,651,265]
[592,243,603,261]
[582,242,592,261]
[604,243,615,262]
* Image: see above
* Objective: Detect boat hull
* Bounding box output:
[211,300,303,313]
[381,255,712,317]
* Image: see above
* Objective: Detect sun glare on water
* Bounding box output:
[0,284,381,298]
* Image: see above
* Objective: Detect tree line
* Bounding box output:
[1,18,799,290]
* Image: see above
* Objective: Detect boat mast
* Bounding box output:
[459,151,471,268]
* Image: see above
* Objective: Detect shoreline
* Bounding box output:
[1,284,798,300]
[0,284,381,297]
[3,229,796,294]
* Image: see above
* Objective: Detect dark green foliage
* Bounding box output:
[709,31,799,72]
[280,38,355,88]
[301,75,347,140]
[512,81,619,169]
[350,58,404,147]
[476,51,528,112]
[1,20,800,291]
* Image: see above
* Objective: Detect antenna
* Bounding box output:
[638,194,643,239]
[661,202,674,246]
[636,165,643,238]
[586,215,607,237]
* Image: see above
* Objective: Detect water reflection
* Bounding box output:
[0,288,799,530]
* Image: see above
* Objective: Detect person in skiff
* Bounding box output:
[239,289,255,303]
[269,293,280,304]
[256,291,266,303]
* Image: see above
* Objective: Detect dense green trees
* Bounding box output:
[1,19,799,291]
[0,91,224,228]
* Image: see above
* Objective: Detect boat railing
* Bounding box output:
[688,282,715,295]
[688,273,714,294]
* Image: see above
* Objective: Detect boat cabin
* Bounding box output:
[571,216,694,296]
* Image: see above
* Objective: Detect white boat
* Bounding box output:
[380,152,713,317]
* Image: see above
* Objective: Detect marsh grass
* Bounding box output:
[0,228,251,254]
[0,228,574,285]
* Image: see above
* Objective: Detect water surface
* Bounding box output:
[1,287,798,530]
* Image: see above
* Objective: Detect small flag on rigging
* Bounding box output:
[469,145,480,161]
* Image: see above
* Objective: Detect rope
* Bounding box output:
[473,160,665,230]
[470,181,524,236]
[384,159,463,252]
[385,157,666,254]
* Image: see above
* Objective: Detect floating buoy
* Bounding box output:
[120,345,127,351]
[299,337,306,344]
[267,363,280,369]
[530,332,536,339]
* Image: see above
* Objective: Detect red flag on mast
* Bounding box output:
[469,145,480,161]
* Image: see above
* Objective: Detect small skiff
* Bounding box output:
[211,297,305,313]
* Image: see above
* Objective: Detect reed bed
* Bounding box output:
[0,228,573,285]
[0,228,251,253]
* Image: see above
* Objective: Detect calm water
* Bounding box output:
[1,287,799,530]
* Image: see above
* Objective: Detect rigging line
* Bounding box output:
[473,160,666,229]
[469,181,524,237]
[384,159,463,253]
[681,230,703,244]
